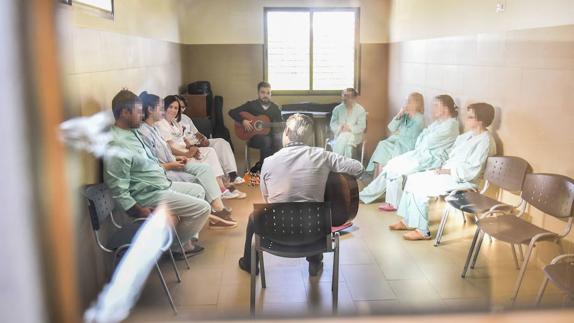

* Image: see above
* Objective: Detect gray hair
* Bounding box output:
[285,113,314,144]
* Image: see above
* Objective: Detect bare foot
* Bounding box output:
[403,230,431,241]
[388,221,409,230]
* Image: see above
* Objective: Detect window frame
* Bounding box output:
[263,7,360,96]
[64,0,115,19]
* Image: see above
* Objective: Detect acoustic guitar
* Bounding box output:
[234,112,285,141]
[324,172,359,227]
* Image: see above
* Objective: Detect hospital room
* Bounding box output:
[2,0,574,322]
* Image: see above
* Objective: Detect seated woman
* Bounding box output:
[390,103,497,240]
[366,92,425,174]
[329,88,367,158]
[137,92,236,229]
[175,95,244,185]
[359,95,460,208]
[156,95,246,199]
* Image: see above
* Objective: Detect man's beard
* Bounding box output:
[259,98,270,104]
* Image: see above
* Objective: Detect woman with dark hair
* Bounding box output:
[359,94,460,207]
[137,91,237,229]
[156,95,246,200]
[366,92,425,173]
[391,103,497,240]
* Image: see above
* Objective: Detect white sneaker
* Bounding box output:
[232,176,246,185]
[221,189,247,200]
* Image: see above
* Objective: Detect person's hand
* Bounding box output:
[175,156,187,163]
[195,133,209,147]
[340,124,352,132]
[187,146,201,159]
[242,119,254,132]
[396,107,406,118]
[435,168,451,175]
[127,205,152,218]
[184,137,193,149]
[167,161,185,171]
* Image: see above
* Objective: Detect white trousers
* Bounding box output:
[209,138,237,175]
[187,146,225,178]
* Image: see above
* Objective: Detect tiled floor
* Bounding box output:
[128,183,572,321]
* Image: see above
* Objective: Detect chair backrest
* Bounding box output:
[521,173,574,219]
[484,156,530,192]
[253,202,332,246]
[82,183,115,231]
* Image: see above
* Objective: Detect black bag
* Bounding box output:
[187,81,213,116]
[212,95,235,152]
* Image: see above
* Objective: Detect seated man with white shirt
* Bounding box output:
[238,114,364,276]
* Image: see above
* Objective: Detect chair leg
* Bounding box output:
[156,264,177,314]
[360,142,365,166]
[332,234,340,313]
[461,227,480,278]
[518,244,524,261]
[461,210,467,224]
[511,242,536,304]
[434,205,451,247]
[173,229,190,270]
[250,244,256,315]
[556,239,565,254]
[244,145,251,173]
[510,244,520,270]
[470,231,485,269]
[535,277,549,306]
[168,250,182,283]
[259,251,266,289]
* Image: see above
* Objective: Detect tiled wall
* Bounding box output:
[387,24,574,248]
[59,26,184,310]
[62,27,183,118]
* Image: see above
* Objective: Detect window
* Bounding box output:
[70,0,114,17]
[264,8,359,94]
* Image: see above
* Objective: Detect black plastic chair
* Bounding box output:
[250,202,340,315]
[82,184,181,314]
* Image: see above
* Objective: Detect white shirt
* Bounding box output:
[260,144,364,203]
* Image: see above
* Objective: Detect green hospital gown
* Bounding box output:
[329,102,367,158]
[104,126,211,245]
[366,112,425,172]
[359,117,460,204]
[396,130,497,234]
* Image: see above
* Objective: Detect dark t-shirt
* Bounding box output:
[228,99,282,123]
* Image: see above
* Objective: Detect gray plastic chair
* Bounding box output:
[536,253,574,306]
[250,202,339,315]
[82,184,181,314]
[435,156,530,247]
[461,173,574,305]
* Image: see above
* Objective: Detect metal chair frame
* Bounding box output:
[249,202,340,315]
[83,184,183,314]
[434,156,530,247]
[459,173,574,306]
[535,253,574,306]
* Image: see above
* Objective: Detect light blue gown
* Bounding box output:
[397,130,497,234]
[366,112,425,172]
[359,117,460,204]
[329,102,367,158]
[138,122,221,204]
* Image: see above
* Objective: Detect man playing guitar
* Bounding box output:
[228,81,282,170]
[238,114,364,276]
